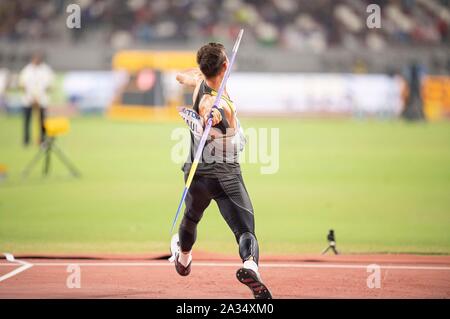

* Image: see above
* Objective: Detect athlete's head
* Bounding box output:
[197,42,228,79]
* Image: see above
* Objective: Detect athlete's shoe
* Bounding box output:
[169,233,192,276]
[174,251,192,276]
[236,268,272,299]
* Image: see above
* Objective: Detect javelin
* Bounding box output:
[170,29,244,234]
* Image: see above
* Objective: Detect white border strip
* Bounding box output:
[0,253,33,283]
[0,261,449,271]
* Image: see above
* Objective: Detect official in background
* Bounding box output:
[19,53,54,146]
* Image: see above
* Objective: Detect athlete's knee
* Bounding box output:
[180,213,198,233]
[238,232,259,264]
[178,214,199,252]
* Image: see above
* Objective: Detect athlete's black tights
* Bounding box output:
[178,174,259,264]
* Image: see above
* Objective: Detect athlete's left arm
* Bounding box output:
[176,68,203,88]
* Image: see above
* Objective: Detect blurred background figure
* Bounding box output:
[19,52,54,146]
[402,61,426,121]
[322,230,339,255]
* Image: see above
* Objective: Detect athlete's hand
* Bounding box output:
[176,68,203,87]
[205,107,222,126]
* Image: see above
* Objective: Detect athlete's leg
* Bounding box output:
[174,175,213,276]
[238,232,259,264]
[332,246,339,255]
[178,175,212,252]
[214,174,271,298]
[215,174,259,263]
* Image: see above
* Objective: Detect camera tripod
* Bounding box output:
[22,136,81,178]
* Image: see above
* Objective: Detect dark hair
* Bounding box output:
[196,42,226,78]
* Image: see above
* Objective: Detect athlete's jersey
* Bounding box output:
[181,80,245,178]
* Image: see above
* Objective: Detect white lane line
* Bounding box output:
[0,261,449,271]
[0,253,33,283]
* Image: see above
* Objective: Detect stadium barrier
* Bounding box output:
[2,69,449,120]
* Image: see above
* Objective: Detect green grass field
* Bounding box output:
[1,115,449,255]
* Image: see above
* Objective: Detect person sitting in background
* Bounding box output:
[19,53,54,146]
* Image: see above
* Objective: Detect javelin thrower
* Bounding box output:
[170,30,272,299]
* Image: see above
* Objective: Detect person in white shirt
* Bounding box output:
[19,53,54,145]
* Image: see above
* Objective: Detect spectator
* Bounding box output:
[1,0,449,48]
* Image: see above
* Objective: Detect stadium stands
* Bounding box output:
[0,0,448,48]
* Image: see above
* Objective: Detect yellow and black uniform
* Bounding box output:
[182,80,241,177]
[178,80,259,264]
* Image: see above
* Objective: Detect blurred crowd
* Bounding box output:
[0,0,448,51]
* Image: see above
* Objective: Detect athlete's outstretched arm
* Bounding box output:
[176,68,203,87]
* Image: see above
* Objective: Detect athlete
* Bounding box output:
[172,42,272,299]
